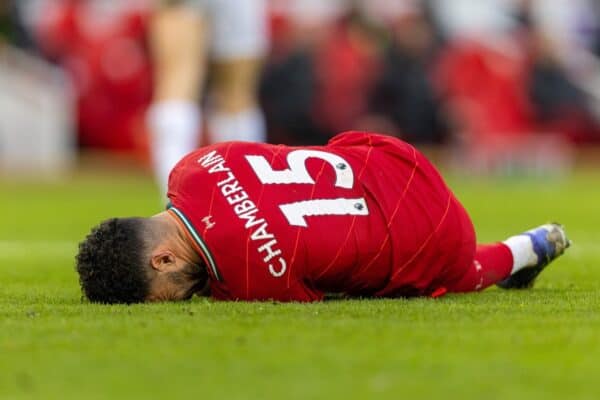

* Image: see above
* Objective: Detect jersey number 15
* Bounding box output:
[246,150,369,227]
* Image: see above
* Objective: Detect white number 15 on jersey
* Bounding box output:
[246,150,369,227]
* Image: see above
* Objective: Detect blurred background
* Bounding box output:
[2,0,600,179]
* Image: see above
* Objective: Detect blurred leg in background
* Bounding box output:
[147,0,268,194]
[207,0,267,144]
[147,1,207,193]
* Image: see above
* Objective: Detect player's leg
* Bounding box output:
[447,242,514,292]
[448,223,570,292]
[208,58,266,142]
[205,0,268,143]
[147,3,208,194]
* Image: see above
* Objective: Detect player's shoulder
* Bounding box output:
[183,141,276,161]
[327,131,410,149]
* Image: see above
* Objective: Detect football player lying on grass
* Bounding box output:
[76,131,570,303]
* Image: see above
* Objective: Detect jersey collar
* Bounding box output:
[167,205,222,282]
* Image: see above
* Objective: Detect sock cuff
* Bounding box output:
[209,107,266,143]
[147,100,202,194]
[147,100,202,141]
[502,235,536,274]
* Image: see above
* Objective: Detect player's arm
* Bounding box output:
[149,0,207,102]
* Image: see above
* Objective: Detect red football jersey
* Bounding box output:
[167,131,475,301]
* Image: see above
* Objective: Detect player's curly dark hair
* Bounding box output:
[76,218,150,304]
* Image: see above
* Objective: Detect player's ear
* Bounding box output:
[150,249,177,272]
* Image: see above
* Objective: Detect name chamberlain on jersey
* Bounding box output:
[197,150,288,278]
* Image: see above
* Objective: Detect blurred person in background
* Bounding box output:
[261,0,385,145]
[148,0,269,194]
[429,0,598,174]
[367,0,450,144]
[431,0,534,146]
[261,0,450,146]
[309,5,383,140]
[260,0,348,145]
[517,0,598,144]
[525,0,600,143]
[13,0,154,151]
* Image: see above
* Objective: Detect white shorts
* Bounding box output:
[183,0,269,61]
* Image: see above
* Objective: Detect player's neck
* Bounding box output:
[153,212,202,265]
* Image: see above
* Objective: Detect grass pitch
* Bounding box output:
[1,164,599,400]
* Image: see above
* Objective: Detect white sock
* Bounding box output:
[208,108,266,143]
[147,101,202,195]
[503,234,538,274]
